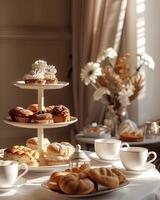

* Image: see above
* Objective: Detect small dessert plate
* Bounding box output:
[112,161,155,175]
[89,152,120,163]
[0,177,26,192]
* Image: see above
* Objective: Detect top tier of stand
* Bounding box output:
[14,81,69,90]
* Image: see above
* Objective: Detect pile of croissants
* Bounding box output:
[47,164,127,195]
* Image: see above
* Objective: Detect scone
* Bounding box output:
[45,142,75,166]
[31,111,53,123]
[9,107,33,123]
[26,137,50,151]
[51,105,70,122]
[3,145,39,167]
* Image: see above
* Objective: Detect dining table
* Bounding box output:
[1,152,160,200]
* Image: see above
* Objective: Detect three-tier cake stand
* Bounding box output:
[4,80,78,155]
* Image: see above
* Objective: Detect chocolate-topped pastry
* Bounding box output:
[9,107,33,123]
[31,111,53,123]
[9,107,24,121]
[51,105,70,123]
[46,105,55,113]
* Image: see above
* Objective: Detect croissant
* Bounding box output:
[59,172,97,195]
[48,171,69,191]
[87,168,119,189]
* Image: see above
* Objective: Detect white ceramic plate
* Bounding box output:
[112,161,155,175]
[0,177,26,192]
[89,152,119,163]
[0,149,69,173]
[14,81,69,90]
[24,163,69,172]
[4,116,78,129]
[41,180,129,198]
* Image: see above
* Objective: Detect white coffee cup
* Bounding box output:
[94,138,129,160]
[120,147,157,171]
[0,160,28,187]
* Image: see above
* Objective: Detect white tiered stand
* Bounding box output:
[4,81,78,154]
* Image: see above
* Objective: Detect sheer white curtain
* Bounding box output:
[72,0,128,131]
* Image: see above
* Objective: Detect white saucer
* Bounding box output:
[89,152,119,163]
[0,177,26,192]
[112,161,155,175]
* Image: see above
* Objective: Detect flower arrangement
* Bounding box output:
[80,48,154,117]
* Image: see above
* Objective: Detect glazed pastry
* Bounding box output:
[31,111,53,123]
[9,107,24,121]
[27,104,46,113]
[44,65,58,84]
[46,105,55,113]
[3,145,39,167]
[26,137,50,151]
[45,142,75,166]
[51,105,70,122]
[9,107,33,123]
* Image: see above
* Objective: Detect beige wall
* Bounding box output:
[0,0,74,147]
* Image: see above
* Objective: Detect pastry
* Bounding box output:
[24,71,46,85]
[9,107,24,121]
[3,145,39,167]
[48,171,70,191]
[44,65,58,84]
[27,104,46,113]
[119,119,144,142]
[31,111,53,123]
[46,105,55,113]
[26,137,50,151]
[24,60,47,85]
[120,130,144,142]
[87,167,119,189]
[65,163,91,174]
[59,172,97,195]
[111,168,126,183]
[9,107,33,123]
[51,105,70,122]
[45,142,75,165]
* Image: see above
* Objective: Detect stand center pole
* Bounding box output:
[38,88,44,112]
[37,127,44,153]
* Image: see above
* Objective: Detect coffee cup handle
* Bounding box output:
[147,151,157,163]
[17,163,28,180]
[121,142,130,148]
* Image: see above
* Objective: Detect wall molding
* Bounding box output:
[0,26,71,40]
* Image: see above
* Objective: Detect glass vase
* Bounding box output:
[104,106,118,137]
[104,106,128,137]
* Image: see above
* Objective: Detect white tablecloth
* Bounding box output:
[0,168,160,200]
